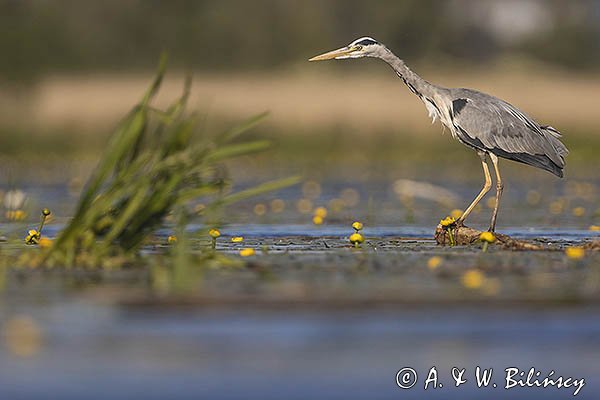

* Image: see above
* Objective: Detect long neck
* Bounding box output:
[378,49,438,100]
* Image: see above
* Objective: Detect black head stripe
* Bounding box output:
[355,38,378,46]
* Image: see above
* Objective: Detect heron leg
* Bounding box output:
[457,152,492,226]
[488,153,503,232]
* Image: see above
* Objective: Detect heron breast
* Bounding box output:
[423,98,439,124]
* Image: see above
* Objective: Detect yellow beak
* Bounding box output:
[309,46,355,61]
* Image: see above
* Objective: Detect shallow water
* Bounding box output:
[0,297,598,399]
[190,223,600,242]
[1,232,599,399]
[0,178,599,399]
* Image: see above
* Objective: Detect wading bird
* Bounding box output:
[309,37,568,232]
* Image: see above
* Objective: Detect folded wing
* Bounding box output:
[449,90,568,177]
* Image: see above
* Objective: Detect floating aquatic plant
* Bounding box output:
[427,256,442,270]
[439,216,457,246]
[24,208,51,245]
[312,206,327,225]
[209,228,221,250]
[349,232,364,248]
[479,231,495,252]
[351,221,363,232]
[565,246,585,260]
[239,248,255,257]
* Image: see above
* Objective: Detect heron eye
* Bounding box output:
[354,45,363,51]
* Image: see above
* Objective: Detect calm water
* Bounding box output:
[0,178,598,399]
[5,174,600,230]
[0,300,598,399]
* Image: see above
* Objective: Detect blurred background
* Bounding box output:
[0,2,599,399]
[1,0,599,228]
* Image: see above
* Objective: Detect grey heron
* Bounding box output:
[309,37,568,232]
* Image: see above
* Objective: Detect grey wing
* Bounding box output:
[448,90,568,177]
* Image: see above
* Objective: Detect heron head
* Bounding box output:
[309,37,383,61]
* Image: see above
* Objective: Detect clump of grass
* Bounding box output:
[40,55,299,268]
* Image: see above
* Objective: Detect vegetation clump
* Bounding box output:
[38,56,298,268]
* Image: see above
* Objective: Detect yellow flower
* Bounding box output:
[589,225,600,231]
[24,229,40,245]
[571,207,585,217]
[208,229,221,239]
[231,236,244,243]
[239,248,256,257]
[313,206,328,218]
[312,215,324,225]
[440,216,456,227]
[6,209,27,221]
[313,206,327,218]
[479,231,495,243]
[167,235,177,244]
[38,237,53,249]
[427,256,443,270]
[462,270,485,289]
[349,232,364,245]
[450,209,463,219]
[565,246,585,260]
[42,208,51,217]
[352,221,363,231]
